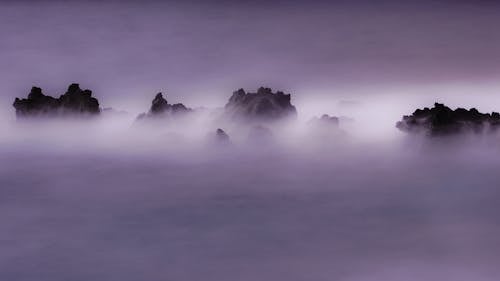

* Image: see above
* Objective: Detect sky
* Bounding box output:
[1,0,500,114]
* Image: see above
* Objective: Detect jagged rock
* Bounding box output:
[137,92,191,120]
[396,103,500,136]
[224,87,297,121]
[150,93,170,114]
[215,128,230,143]
[13,84,100,117]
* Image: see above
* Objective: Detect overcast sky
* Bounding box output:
[1,0,500,112]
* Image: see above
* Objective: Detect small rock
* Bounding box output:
[137,92,191,120]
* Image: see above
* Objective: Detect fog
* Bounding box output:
[1,104,500,280]
[2,0,500,279]
[2,0,500,111]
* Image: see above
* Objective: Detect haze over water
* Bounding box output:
[1,0,500,280]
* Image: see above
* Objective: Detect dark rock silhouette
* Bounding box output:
[137,92,191,120]
[150,93,170,114]
[397,103,500,136]
[215,128,230,143]
[224,87,297,121]
[13,84,100,117]
[209,128,232,145]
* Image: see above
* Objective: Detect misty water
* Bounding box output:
[3,0,500,279]
[1,115,500,281]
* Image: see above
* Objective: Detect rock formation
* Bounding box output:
[215,128,230,141]
[137,93,191,120]
[212,128,231,145]
[224,87,297,121]
[306,114,346,140]
[13,84,100,117]
[308,114,340,128]
[397,103,500,136]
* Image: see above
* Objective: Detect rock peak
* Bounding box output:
[224,87,297,121]
[150,92,170,114]
[67,83,81,93]
[215,128,230,143]
[137,92,191,120]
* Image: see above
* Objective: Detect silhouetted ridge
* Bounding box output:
[13,84,100,117]
[137,92,191,120]
[224,87,297,121]
[397,103,500,136]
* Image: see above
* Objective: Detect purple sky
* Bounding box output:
[1,0,500,111]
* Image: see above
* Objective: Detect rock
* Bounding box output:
[308,114,340,128]
[215,128,230,143]
[150,92,170,114]
[224,87,297,121]
[137,92,191,120]
[396,103,500,136]
[13,83,100,117]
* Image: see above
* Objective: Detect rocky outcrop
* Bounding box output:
[397,103,500,136]
[213,128,230,144]
[308,114,340,128]
[13,84,100,117]
[224,87,297,121]
[306,114,346,140]
[137,93,191,120]
[215,128,230,141]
